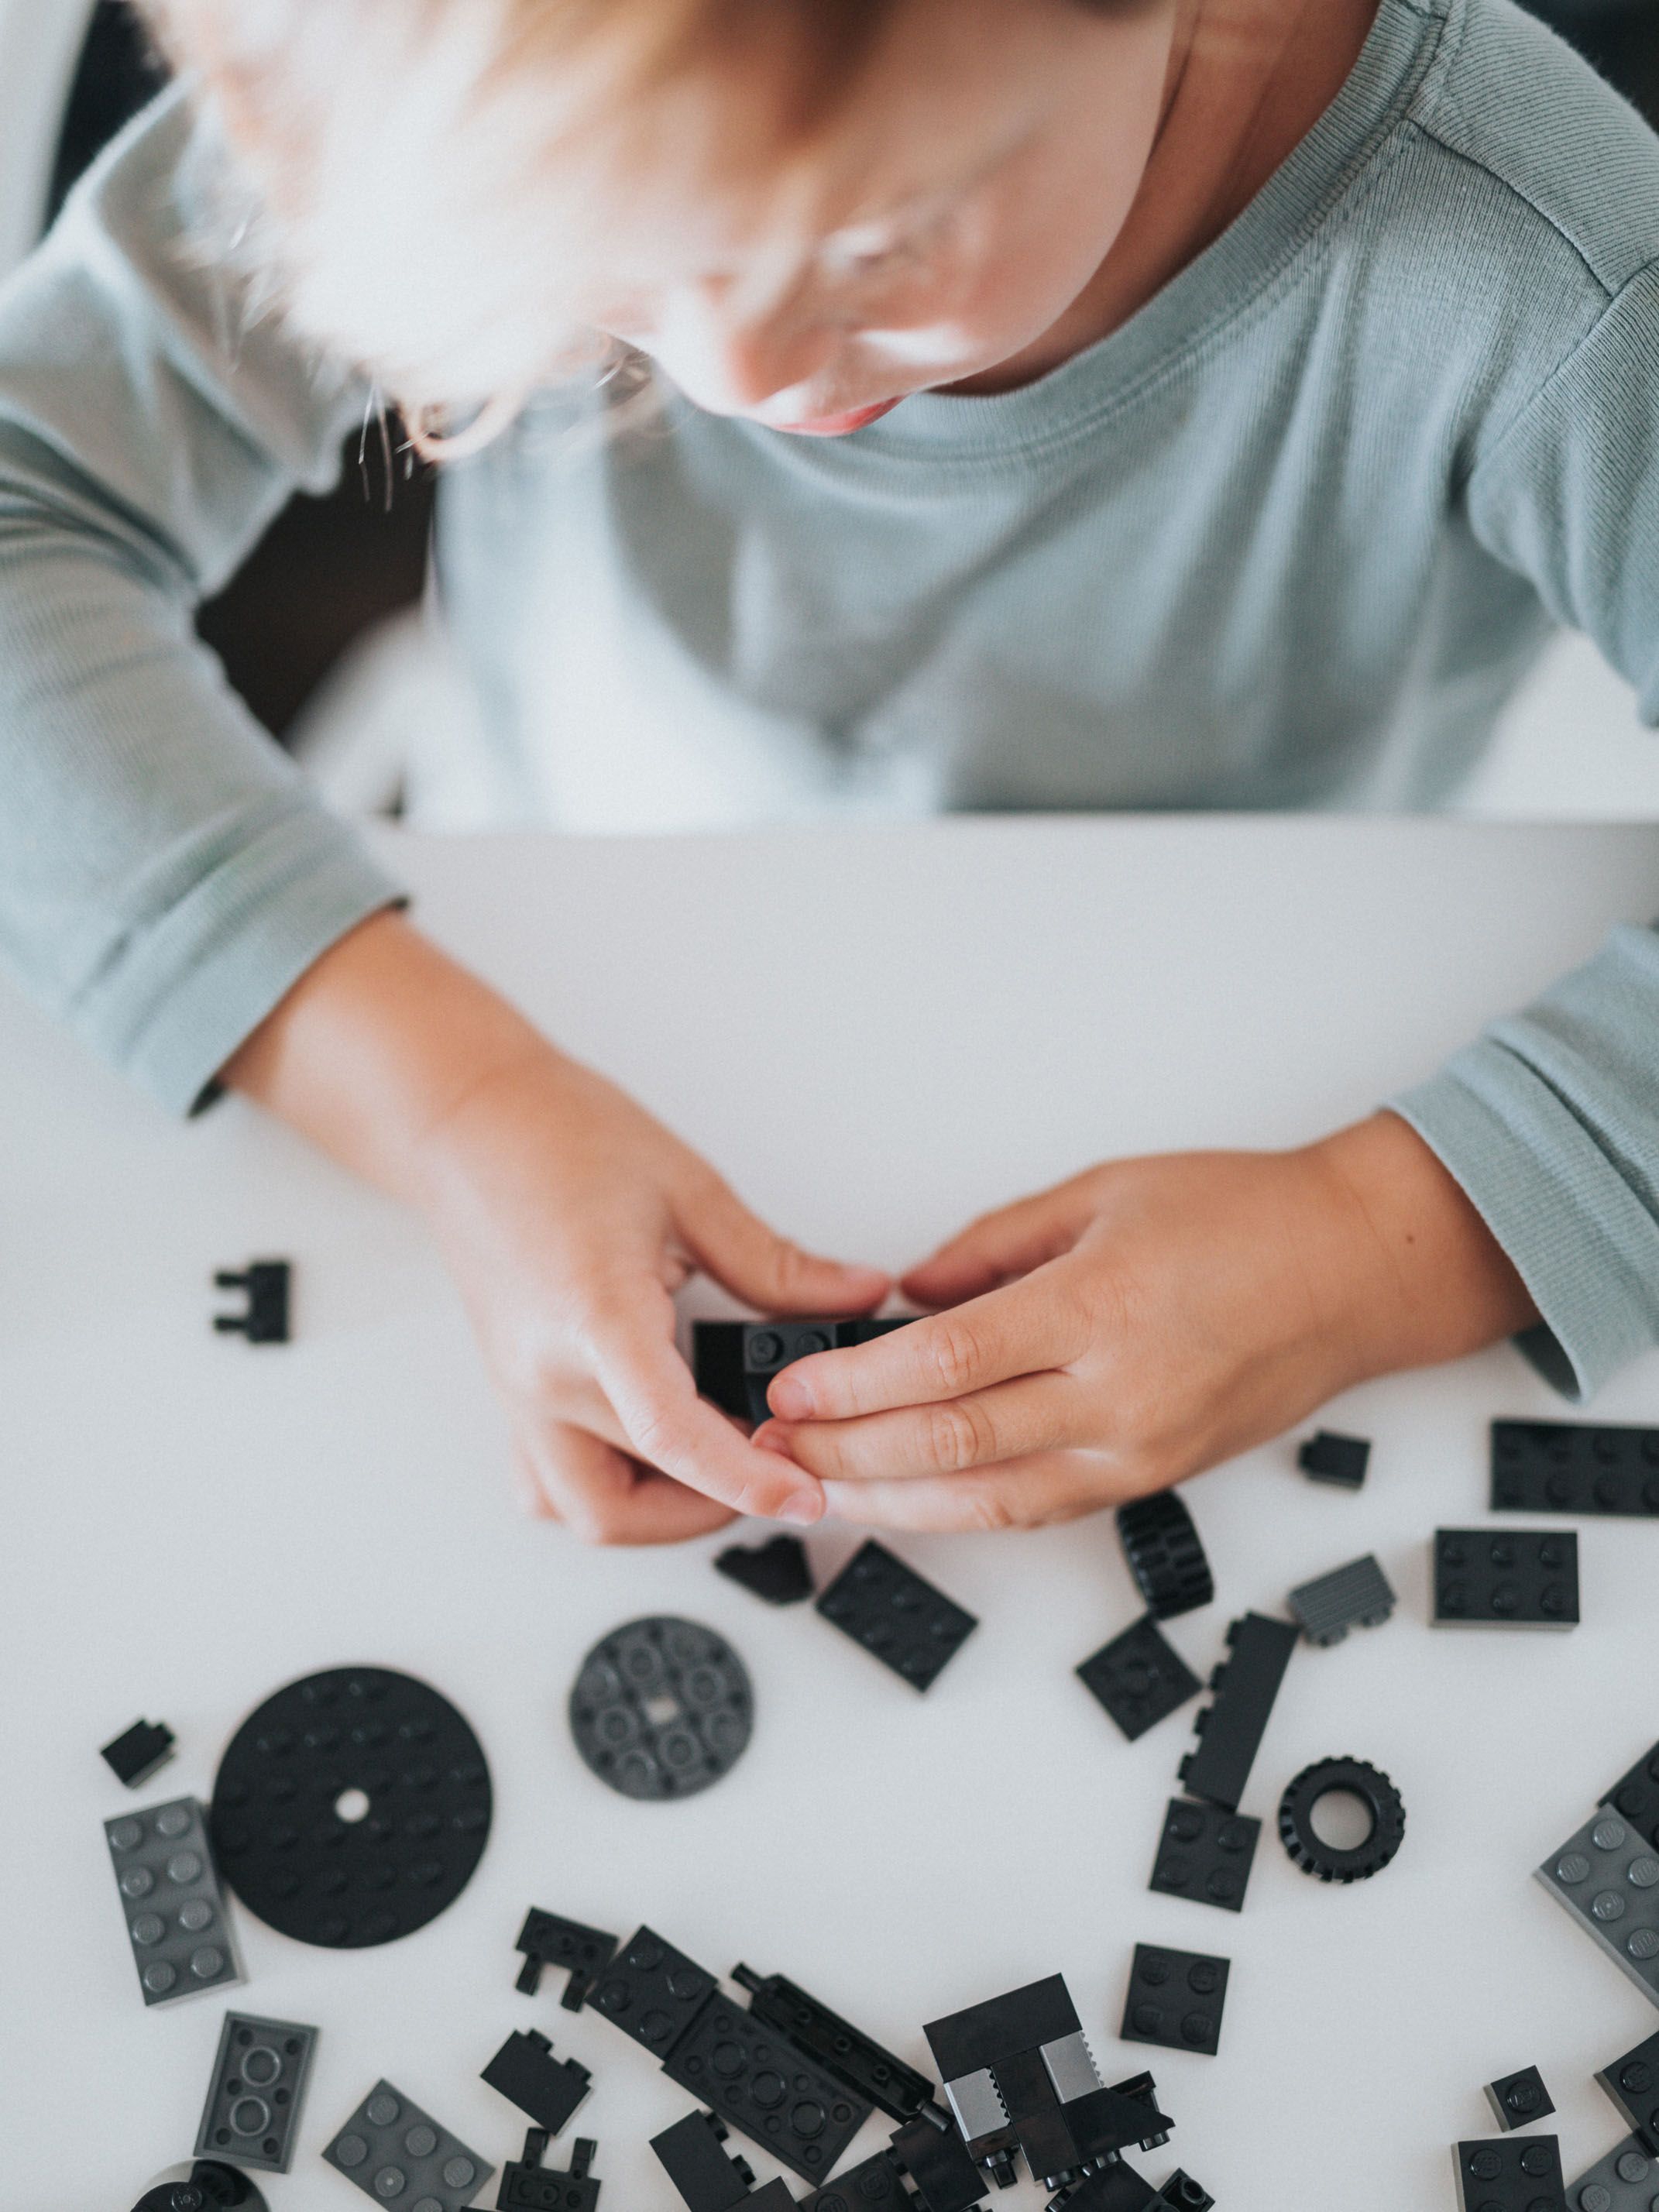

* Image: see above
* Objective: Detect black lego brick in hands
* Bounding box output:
[1297,1430,1370,1489]
[888,2113,989,2212]
[1603,1743,1659,1844]
[1077,1617,1201,1742]
[1492,1418,1659,1516]
[1433,1530,1579,1628]
[214,1259,290,1343]
[194,2012,318,2173]
[1599,2028,1659,2152]
[1451,2138,1566,2212]
[1115,1495,1214,1620]
[1177,1613,1298,1813]
[664,1990,872,2183]
[816,1542,977,1692]
[1286,1554,1396,1647]
[1484,2066,1555,2131]
[716,1537,816,1607]
[800,2149,914,2212]
[651,2111,757,2212]
[589,1925,719,2056]
[482,2029,592,2135]
[101,1717,177,1789]
[498,2131,600,2212]
[923,1974,1081,2080]
[516,1907,619,2005]
[733,1963,936,2122]
[1119,1946,1229,2059]
[1149,1797,1260,1913]
[693,1317,917,1424]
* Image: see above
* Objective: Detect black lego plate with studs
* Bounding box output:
[210,1666,492,1948]
[569,1616,754,1800]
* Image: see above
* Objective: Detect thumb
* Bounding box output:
[679,1174,889,1316]
[902,1183,1087,1307]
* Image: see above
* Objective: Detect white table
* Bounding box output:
[6,817,1659,2211]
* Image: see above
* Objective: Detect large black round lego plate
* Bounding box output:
[210,1666,491,1948]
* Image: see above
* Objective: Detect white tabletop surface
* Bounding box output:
[6,816,1659,2211]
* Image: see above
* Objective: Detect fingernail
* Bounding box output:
[781,1491,824,1526]
[768,1376,812,1418]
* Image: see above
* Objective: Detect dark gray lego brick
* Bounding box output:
[1537,1811,1659,2008]
[1565,2133,1659,2210]
[322,2080,493,2210]
[104,1796,242,2008]
[1077,1617,1201,1741]
[1491,1419,1659,1517]
[1432,1530,1578,1628]
[194,2011,317,2172]
[1286,1554,1396,1647]
[816,1541,977,1692]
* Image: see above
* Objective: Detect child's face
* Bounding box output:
[584,0,1180,433]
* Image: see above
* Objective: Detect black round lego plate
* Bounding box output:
[569,1615,752,1801]
[210,1666,492,1948]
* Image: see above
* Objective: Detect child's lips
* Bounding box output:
[767,398,902,436]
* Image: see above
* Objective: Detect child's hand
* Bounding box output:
[752,1113,1537,1532]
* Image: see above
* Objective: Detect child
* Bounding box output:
[0,0,1653,1544]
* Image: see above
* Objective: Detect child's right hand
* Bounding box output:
[224,912,888,1542]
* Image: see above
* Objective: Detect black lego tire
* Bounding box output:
[1277,1756,1407,1883]
[1116,1493,1215,1620]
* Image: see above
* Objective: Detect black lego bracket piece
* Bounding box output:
[497,2131,601,2212]
[1177,1613,1298,1812]
[733,1963,936,2122]
[1432,1530,1579,1629]
[1598,2027,1659,2153]
[1491,1418,1659,1517]
[816,1541,977,1692]
[482,2028,592,2135]
[516,1908,620,2007]
[1115,1496,1214,1620]
[1297,1430,1370,1490]
[716,1537,816,1607]
[692,1317,917,1425]
[1076,1617,1200,1743]
[213,1259,291,1344]
[101,1717,177,1789]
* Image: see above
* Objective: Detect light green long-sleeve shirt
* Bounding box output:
[4,0,1659,1397]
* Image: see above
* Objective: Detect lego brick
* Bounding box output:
[1432,1530,1578,1629]
[1049,2165,1156,2212]
[1061,2081,1174,2164]
[1115,1495,1214,1620]
[1119,1946,1228,2059]
[888,2114,989,2212]
[482,2029,592,2134]
[213,1259,290,1343]
[693,1318,915,1424]
[589,1925,719,2056]
[515,1907,619,2006]
[651,2111,756,2212]
[1454,2139,1566,2212]
[105,1796,242,2008]
[1149,1797,1260,1913]
[568,1616,753,1800]
[101,1718,176,1789]
[1564,2133,1657,2210]
[496,2131,600,2212]
[733,1963,936,2121]
[1485,2066,1554,2132]
[194,2011,317,2173]
[663,1989,871,2183]
[1297,1430,1370,1489]
[132,2166,269,2211]
[1491,1419,1659,1517]
[716,1536,816,1606]
[1537,1810,1659,2007]
[1146,2179,1213,2212]
[799,2149,914,2212]
[1602,1743,1659,1847]
[924,1975,1081,2080]
[1177,1613,1298,1812]
[1106,2070,1173,2150]
[1597,2026,1659,2152]
[1076,1617,1201,1742]
[322,2080,493,2210]
[816,1541,977,1692]
[1285,1554,1396,1647]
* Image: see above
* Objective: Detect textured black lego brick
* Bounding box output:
[663,1990,871,2183]
[816,1542,977,1692]
[1452,2137,1565,2212]
[1177,1613,1297,1812]
[736,1966,935,2121]
[589,1925,719,2056]
[1119,1947,1228,2059]
[1077,1618,1200,1741]
[482,2030,591,2134]
[1484,2066,1554,2131]
[1599,2027,1659,2152]
[888,2114,988,2212]
[194,2012,317,2173]
[1433,1530,1579,1627]
[924,1975,1080,2080]
[651,2111,755,2212]
[1491,1419,1659,1516]
[1285,1554,1396,1647]
[1148,1798,1260,1914]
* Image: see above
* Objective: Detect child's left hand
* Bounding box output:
[753,1111,1538,1531]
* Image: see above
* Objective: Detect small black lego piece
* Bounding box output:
[816,1540,977,1692]
[568,1616,753,1800]
[101,1717,177,1788]
[665,1992,871,2183]
[1149,1797,1261,1913]
[1119,1946,1229,2059]
[716,1536,815,1606]
[1491,1418,1659,1516]
[1277,1757,1407,1884]
[1451,2137,1565,2212]
[799,2150,915,2212]
[212,1260,290,1344]
[733,1962,937,2121]
[1115,1495,1214,1620]
[651,2111,757,2212]
[131,2166,269,2212]
[1297,1430,1370,1490]
[693,1317,916,1424]
[1177,1612,1298,1812]
[888,2111,989,2212]
[1285,1554,1396,1647]
[1602,1741,1659,1847]
[497,2131,601,2212]
[1484,2066,1555,2131]
[1598,2026,1659,2152]
[483,2029,592,2135]
[1146,2177,1214,2212]
[515,1907,619,2006]
[589,1925,720,2056]
[1432,1530,1579,1629]
[1048,2167,1157,2212]
[194,2011,318,2172]
[1076,1616,1201,1742]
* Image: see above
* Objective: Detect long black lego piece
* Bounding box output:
[1177,1613,1297,1812]
[1491,1419,1659,1516]
[733,1963,936,2121]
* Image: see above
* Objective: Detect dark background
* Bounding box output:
[40,0,1659,748]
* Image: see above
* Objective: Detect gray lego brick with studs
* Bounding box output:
[104,1796,242,2007]
[194,2011,317,2172]
[1567,2131,1659,2210]
[323,2080,494,2210]
[1537,1810,1659,2008]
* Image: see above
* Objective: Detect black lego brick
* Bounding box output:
[515,1907,619,2005]
[888,2114,989,2212]
[662,1989,871,2183]
[101,1718,177,1790]
[1565,2135,1659,2210]
[1119,1946,1229,2059]
[924,1974,1080,2079]
[693,1317,916,1424]
[589,1925,719,2056]
[1599,2028,1659,2153]
[482,2029,591,2135]
[1285,1554,1396,1648]
[1433,1531,1578,1629]
[716,1537,816,1606]
[1060,2080,1173,2164]
[1451,2137,1565,2212]
[1603,1743,1659,1846]
[1051,2162,1158,2212]
[1297,1430,1370,1489]
[651,2111,756,2212]
[800,2149,914,2212]
[497,2131,600,2212]
[733,1963,936,2121]
[1491,1419,1659,1516]
[1147,2179,1214,2212]
[816,1541,977,1692]
[1177,1613,1297,1812]
[1485,2066,1554,2132]
[1077,1617,1201,1742]
[1149,1797,1261,1913]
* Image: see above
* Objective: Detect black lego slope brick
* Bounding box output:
[1120,1945,1229,2058]
[1492,1419,1659,1516]
[1077,1616,1201,1741]
[1177,1613,1297,1812]
[1451,2137,1566,2212]
[662,1990,871,2183]
[1149,1797,1261,1913]
[716,1536,815,1606]
[1432,1531,1578,1628]
[816,1541,977,1691]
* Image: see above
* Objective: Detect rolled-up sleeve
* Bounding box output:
[0,84,404,1112]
